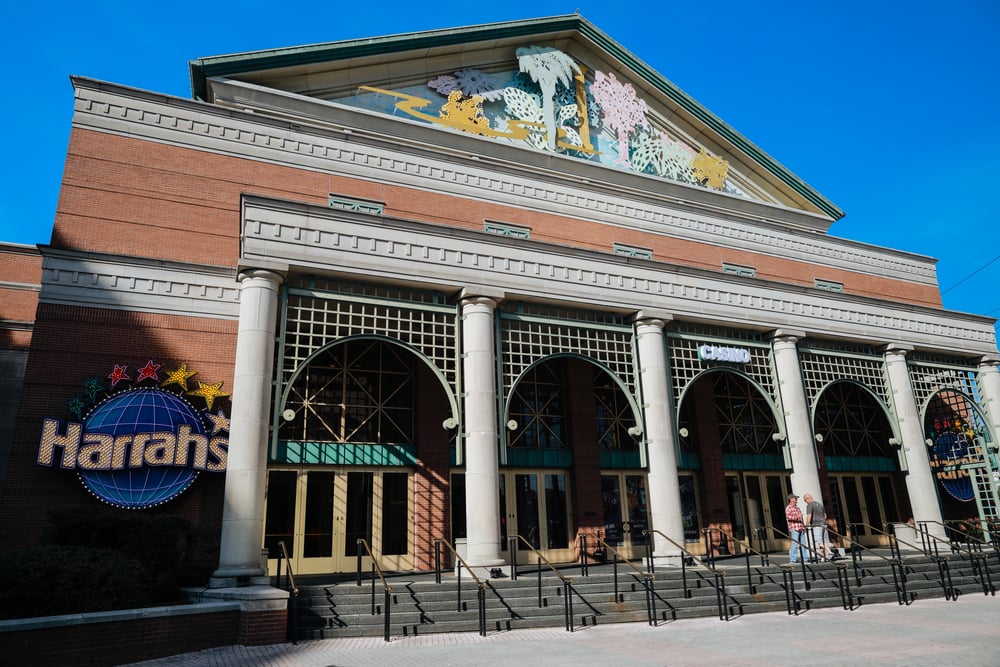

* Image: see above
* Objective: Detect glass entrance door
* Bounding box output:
[500,470,573,564]
[264,468,413,574]
[829,473,900,546]
[725,472,791,551]
[600,473,650,560]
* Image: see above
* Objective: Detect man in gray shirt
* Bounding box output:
[803,493,831,562]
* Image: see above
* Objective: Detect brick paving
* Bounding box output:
[122,593,1000,666]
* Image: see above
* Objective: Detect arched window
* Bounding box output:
[280,340,414,444]
[814,382,893,458]
[508,361,565,449]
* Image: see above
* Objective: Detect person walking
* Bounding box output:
[785,494,805,563]
[803,493,831,562]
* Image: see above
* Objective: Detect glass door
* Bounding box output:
[500,470,573,565]
[600,473,650,560]
[264,467,413,574]
[725,472,791,553]
[830,474,899,546]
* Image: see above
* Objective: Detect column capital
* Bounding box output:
[768,328,806,346]
[458,286,505,308]
[236,259,288,282]
[979,354,1000,370]
[631,309,673,328]
[883,343,913,362]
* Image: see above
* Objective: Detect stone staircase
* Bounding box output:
[289,550,999,641]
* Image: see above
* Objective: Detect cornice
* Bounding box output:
[240,196,996,356]
[38,247,240,319]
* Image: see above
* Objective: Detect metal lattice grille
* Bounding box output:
[499,306,636,399]
[280,282,460,395]
[799,348,890,408]
[907,359,981,408]
[667,335,776,406]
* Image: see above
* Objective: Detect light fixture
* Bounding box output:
[814,433,824,443]
[888,437,901,447]
[772,433,786,442]
[628,425,643,437]
[442,417,458,430]
[678,427,689,438]
[506,419,518,431]
[281,409,296,421]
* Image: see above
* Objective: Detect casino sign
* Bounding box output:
[36,360,230,509]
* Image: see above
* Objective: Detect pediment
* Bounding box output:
[191,15,842,225]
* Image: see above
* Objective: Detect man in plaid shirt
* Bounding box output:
[785,494,805,563]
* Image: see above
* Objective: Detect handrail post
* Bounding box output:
[457,559,463,612]
[715,572,727,621]
[580,533,588,577]
[383,587,390,641]
[478,584,486,636]
[537,557,543,608]
[566,582,574,632]
[509,537,517,580]
[782,568,795,615]
[434,539,441,584]
[744,547,755,593]
[371,561,376,615]
[612,548,620,601]
[356,539,363,586]
[648,575,657,625]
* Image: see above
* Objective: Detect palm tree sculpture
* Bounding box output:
[515,46,582,150]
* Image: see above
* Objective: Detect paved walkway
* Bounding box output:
[123,593,1000,667]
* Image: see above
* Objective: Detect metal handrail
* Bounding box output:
[702,527,771,594]
[916,519,995,557]
[433,539,487,636]
[275,541,299,644]
[644,529,729,621]
[355,538,393,641]
[831,525,911,605]
[591,534,657,626]
[275,540,300,595]
[509,535,589,632]
[909,521,995,598]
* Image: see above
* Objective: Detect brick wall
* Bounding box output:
[0,608,243,667]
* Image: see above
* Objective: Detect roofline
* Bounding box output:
[189,14,843,220]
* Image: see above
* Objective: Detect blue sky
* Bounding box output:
[3,1,998,338]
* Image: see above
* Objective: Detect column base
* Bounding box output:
[210,568,270,589]
[650,552,689,568]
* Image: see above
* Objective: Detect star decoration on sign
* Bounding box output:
[187,381,230,411]
[160,364,198,391]
[205,408,231,435]
[136,360,161,383]
[108,364,130,387]
[83,375,104,401]
[67,396,86,420]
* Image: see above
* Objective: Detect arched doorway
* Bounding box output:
[924,389,999,532]
[678,370,786,554]
[263,338,453,574]
[501,355,645,563]
[813,381,908,545]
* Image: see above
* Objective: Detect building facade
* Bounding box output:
[2,16,999,593]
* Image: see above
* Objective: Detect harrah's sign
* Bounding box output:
[36,360,230,509]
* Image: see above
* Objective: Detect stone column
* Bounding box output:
[634,313,686,561]
[212,267,284,586]
[884,344,945,536]
[978,355,1000,448]
[460,287,505,568]
[770,330,822,497]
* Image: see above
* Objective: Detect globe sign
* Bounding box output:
[932,432,975,502]
[78,389,205,509]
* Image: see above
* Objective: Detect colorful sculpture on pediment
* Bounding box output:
[345,45,745,196]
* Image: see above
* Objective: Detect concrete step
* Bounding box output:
[290,551,999,640]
